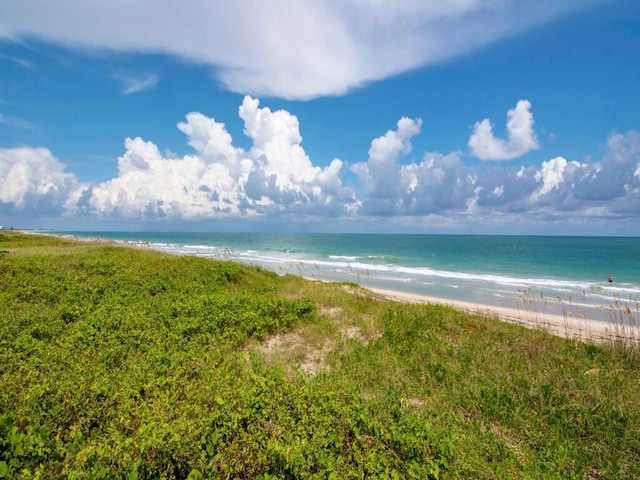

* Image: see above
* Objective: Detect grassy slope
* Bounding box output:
[0,232,638,479]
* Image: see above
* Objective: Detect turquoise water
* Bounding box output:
[61,232,640,322]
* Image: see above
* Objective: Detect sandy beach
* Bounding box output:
[366,286,640,344]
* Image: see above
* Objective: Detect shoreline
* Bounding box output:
[365,286,640,344]
[34,231,640,343]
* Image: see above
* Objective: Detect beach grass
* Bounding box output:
[1,231,639,479]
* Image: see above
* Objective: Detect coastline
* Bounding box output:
[365,286,640,344]
[5,232,640,476]
[40,230,640,343]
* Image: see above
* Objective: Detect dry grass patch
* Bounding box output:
[406,397,426,408]
[489,422,526,465]
[320,306,343,319]
[249,330,334,375]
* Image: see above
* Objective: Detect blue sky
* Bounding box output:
[1,0,639,234]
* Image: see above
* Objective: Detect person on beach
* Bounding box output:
[608,274,614,283]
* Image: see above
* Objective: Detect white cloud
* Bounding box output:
[239,96,319,187]
[532,156,573,199]
[0,52,33,69]
[0,146,83,212]
[0,113,33,129]
[572,130,640,204]
[468,100,540,161]
[87,137,237,218]
[605,130,640,166]
[0,0,605,99]
[115,72,158,95]
[80,96,357,219]
[176,111,247,179]
[2,97,639,231]
[352,117,422,214]
[398,151,473,214]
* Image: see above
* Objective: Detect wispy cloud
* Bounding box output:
[115,72,158,95]
[0,0,606,99]
[0,52,34,69]
[0,113,33,129]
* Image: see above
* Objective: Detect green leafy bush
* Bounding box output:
[0,233,638,479]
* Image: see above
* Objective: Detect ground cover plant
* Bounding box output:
[1,232,638,479]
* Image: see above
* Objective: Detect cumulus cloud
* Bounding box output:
[0,0,605,99]
[529,156,579,203]
[572,130,640,203]
[80,96,357,219]
[354,117,640,223]
[352,117,422,214]
[469,100,540,161]
[0,146,84,213]
[398,151,475,214]
[239,96,319,188]
[2,97,639,230]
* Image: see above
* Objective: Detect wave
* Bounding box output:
[328,255,359,261]
[148,239,640,295]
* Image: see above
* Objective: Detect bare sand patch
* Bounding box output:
[249,304,382,375]
[249,331,331,375]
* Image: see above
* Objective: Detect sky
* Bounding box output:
[1,0,639,235]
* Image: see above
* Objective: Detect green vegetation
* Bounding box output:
[1,232,638,479]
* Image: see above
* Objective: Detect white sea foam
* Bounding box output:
[200,246,634,301]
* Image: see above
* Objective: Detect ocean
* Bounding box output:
[60,232,640,323]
